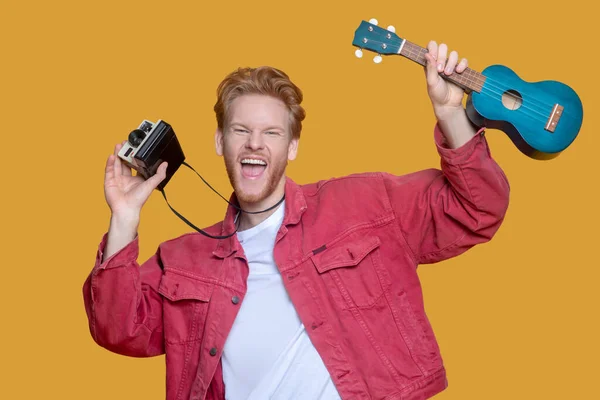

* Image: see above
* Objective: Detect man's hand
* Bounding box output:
[424,41,468,121]
[424,41,477,149]
[102,141,168,262]
[104,141,168,219]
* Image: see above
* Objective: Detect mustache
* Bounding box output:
[237,153,269,161]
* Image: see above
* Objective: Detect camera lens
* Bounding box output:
[128,129,146,147]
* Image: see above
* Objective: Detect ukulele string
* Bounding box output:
[361,31,561,112]
[361,39,550,123]
[360,37,555,118]
[360,34,568,120]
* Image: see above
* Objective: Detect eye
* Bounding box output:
[234,129,249,134]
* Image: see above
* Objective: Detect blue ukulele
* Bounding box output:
[352,19,583,160]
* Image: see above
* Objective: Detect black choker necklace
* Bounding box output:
[160,161,286,239]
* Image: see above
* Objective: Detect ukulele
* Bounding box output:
[352,19,583,160]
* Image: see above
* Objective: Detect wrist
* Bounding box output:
[103,212,139,263]
[110,210,140,231]
[433,104,465,123]
[435,108,477,149]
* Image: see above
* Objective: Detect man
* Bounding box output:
[83,40,510,400]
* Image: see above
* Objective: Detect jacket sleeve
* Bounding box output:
[82,233,165,357]
[382,123,510,265]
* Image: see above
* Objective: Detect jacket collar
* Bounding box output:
[212,176,307,259]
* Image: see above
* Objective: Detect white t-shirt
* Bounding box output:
[222,201,341,400]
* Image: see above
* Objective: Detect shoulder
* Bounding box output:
[298,172,395,220]
[301,172,385,196]
[155,220,225,265]
[300,169,442,197]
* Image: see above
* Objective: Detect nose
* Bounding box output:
[245,130,265,151]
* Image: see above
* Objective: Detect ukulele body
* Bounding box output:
[465,64,583,160]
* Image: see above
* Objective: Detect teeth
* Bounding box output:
[241,159,267,165]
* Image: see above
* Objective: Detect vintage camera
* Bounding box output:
[117,119,185,190]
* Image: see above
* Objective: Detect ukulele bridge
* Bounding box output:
[545,104,564,133]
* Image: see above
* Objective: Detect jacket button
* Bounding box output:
[209,347,217,356]
[232,296,240,304]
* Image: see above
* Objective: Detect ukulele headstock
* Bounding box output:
[352,19,404,63]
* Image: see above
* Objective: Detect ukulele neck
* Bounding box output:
[399,40,485,93]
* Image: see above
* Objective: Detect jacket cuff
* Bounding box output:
[95,232,139,270]
[434,122,487,165]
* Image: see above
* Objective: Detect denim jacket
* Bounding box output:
[83,124,510,399]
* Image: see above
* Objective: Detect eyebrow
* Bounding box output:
[229,123,285,131]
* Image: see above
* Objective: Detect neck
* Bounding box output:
[399,40,486,93]
[236,178,286,231]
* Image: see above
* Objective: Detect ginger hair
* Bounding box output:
[214,66,306,139]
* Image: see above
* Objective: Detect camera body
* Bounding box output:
[117,119,185,190]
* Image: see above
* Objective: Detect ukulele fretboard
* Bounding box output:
[400,41,486,93]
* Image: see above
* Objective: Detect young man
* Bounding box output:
[83,41,510,400]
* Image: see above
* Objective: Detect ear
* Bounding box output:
[215,128,224,156]
[287,138,299,161]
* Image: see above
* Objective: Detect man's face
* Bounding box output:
[215,94,299,205]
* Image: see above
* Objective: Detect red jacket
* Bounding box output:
[83,124,510,399]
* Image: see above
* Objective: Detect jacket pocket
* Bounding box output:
[158,271,214,344]
[311,235,384,310]
[393,290,440,367]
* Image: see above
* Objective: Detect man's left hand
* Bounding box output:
[424,41,468,122]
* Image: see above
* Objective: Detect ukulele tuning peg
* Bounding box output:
[355,48,363,58]
[387,25,395,33]
[373,54,382,64]
[369,18,378,26]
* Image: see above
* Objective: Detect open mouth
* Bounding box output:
[241,158,267,179]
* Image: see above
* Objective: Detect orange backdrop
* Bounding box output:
[1,0,598,398]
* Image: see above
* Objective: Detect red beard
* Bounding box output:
[224,152,288,205]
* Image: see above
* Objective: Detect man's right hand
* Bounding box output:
[102,141,167,262]
[105,141,168,217]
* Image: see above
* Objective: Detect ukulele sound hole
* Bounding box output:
[501,89,523,110]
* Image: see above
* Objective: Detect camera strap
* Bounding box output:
[158,161,285,240]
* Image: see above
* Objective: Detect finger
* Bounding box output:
[424,52,440,87]
[424,41,438,80]
[437,43,448,73]
[445,50,459,75]
[426,40,438,61]
[120,149,133,178]
[105,154,115,181]
[113,143,125,176]
[121,160,133,177]
[456,57,468,73]
[115,141,133,177]
[144,162,168,191]
[112,149,122,178]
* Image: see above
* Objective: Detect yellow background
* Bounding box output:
[1,0,598,398]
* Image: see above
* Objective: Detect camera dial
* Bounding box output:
[128,129,146,147]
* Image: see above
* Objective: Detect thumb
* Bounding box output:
[145,161,169,190]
